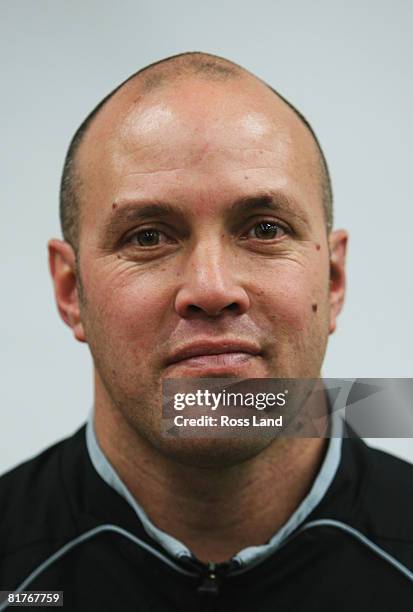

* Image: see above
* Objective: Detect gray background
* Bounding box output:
[1,0,412,475]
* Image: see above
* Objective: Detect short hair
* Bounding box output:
[60,52,333,251]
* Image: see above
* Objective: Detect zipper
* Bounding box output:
[198,562,219,596]
[179,555,242,596]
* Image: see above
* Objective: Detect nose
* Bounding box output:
[174,241,251,319]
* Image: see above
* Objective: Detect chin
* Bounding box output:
[153,435,274,469]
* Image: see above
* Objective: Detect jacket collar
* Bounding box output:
[85,405,343,568]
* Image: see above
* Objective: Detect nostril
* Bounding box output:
[226,303,238,312]
[187,302,239,316]
[188,305,203,313]
[175,286,250,319]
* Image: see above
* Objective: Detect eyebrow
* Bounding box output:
[101,190,309,241]
[101,202,185,242]
[227,192,309,224]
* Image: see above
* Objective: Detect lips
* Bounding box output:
[166,340,261,369]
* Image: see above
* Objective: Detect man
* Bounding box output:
[0,52,412,610]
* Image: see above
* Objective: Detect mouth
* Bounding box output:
[165,341,262,375]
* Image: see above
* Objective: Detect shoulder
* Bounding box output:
[347,438,413,550]
[0,426,86,558]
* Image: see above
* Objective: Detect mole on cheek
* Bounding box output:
[312,303,318,313]
[112,202,118,210]
[316,244,321,251]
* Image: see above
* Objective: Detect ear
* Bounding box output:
[48,239,86,343]
[328,229,348,335]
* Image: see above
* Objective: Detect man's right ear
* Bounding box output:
[48,239,86,343]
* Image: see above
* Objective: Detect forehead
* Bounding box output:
[76,76,322,224]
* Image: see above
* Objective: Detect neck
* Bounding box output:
[93,391,328,563]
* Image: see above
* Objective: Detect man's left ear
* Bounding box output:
[328,229,348,334]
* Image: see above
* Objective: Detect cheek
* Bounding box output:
[83,263,172,351]
[251,259,329,333]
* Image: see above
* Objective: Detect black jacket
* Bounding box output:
[0,424,413,611]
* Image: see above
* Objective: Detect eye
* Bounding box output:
[247,221,287,240]
[127,228,169,247]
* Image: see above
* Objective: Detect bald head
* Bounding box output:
[60,52,333,251]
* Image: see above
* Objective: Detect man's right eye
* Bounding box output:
[127,228,169,247]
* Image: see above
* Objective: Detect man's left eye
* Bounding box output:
[247,222,287,240]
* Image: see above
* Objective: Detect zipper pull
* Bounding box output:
[197,562,219,596]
